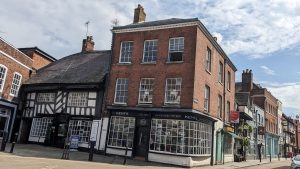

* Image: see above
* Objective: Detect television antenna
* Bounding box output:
[85,21,90,37]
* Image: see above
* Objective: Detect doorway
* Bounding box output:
[133,118,150,158]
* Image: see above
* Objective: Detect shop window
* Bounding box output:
[68,120,92,144]
[114,78,129,104]
[168,37,184,62]
[10,72,22,96]
[107,116,135,148]
[150,119,212,155]
[224,133,233,154]
[143,40,158,63]
[119,41,133,63]
[37,93,55,103]
[30,117,53,137]
[0,64,7,92]
[67,92,88,107]
[164,78,181,104]
[139,78,154,104]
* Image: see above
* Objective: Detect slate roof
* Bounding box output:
[235,92,250,106]
[113,18,199,30]
[25,50,111,85]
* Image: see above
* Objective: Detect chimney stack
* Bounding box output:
[133,4,146,23]
[82,36,94,52]
[242,69,253,92]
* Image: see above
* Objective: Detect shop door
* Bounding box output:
[134,126,149,157]
[134,118,150,158]
[49,114,69,148]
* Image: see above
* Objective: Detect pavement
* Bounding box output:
[0,143,292,169]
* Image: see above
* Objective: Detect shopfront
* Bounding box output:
[105,110,216,167]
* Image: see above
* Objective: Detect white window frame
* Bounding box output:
[227,71,231,91]
[219,62,224,83]
[67,92,88,107]
[37,93,56,103]
[168,37,184,62]
[205,48,212,72]
[142,40,158,63]
[150,119,212,155]
[107,116,135,149]
[204,85,210,113]
[0,64,8,93]
[217,95,222,118]
[29,117,53,137]
[10,72,22,96]
[114,78,129,104]
[119,41,133,63]
[68,120,92,144]
[138,78,154,104]
[164,78,182,104]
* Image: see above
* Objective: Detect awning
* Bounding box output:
[227,132,241,139]
[240,111,253,121]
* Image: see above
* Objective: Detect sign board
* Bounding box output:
[90,120,100,142]
[258,126,265,135]
[69,135,80,149]
[230,111,239,124]
[224,126,234,133]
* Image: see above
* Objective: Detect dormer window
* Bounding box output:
[168,37,184,62]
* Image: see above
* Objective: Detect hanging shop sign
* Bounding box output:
[258,126,265,135]
[224,126,234,133]
[230,111,239,123]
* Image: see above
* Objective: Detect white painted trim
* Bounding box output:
[0,37,33,61]
[112,21,198,33]
[0,64,8,93]
[164,77,182,104]
[138,78,154,104]
[168,37,184,62]
[9,72,22,97]
[142,39,158,63]
[113,78,128,104]
[119,41,133,64]
[0,50,32,70]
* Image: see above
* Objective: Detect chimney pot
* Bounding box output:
[133,4,146,23]
[82,36,95,52]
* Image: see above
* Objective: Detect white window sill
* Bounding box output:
[117,62,132,65]
[166,61,184,64]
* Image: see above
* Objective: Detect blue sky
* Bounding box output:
[0,0,299,116]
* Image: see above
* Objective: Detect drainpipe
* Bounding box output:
[222,59,227,164]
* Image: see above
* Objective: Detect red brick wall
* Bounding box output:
[0,39,32,102]
[106,26,197,108]
[193,28,235,120]
[20,49,53,70]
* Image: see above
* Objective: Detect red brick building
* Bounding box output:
[236,70,280,158]
[0,37,55,144]
[104,5,236,167]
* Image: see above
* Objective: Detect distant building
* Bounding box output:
[282,113,296,157]
[104,4,236,167]
[18,37,111,151]
[0,37,54,143]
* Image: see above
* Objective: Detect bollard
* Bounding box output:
[10,133,18,153]
[88,141,95,161]
[278,153,280,161]
[270,153,271,162]
[123,147,128,165]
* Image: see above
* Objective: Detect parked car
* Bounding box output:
[291,155,300,169]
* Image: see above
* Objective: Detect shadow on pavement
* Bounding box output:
[2,143,181,168]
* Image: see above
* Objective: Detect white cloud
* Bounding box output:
[1,0,300,59]
[260,65,276,75]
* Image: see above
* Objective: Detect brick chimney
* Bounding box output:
[242,69,253,92]
[82,36,94,52]
[133,4,146,23]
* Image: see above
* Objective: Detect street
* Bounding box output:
[0,152,292,169]
[244,160,291,169]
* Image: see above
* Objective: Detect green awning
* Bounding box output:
[227,132,241,139]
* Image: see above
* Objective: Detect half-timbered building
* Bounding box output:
[18,36,111,150]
